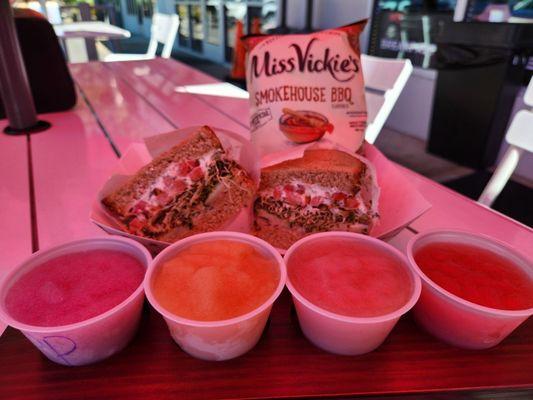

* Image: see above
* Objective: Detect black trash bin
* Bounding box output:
[428,22,533,169]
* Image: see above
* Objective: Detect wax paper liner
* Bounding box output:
[90,127,259,255]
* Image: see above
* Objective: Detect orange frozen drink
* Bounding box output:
[151,240,280,321]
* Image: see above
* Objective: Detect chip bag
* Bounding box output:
[243,20,368,162]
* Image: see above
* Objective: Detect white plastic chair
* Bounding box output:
[27,1,62,24]
[104,13,179,62]
[362,54,413,144]
[478,77,533,207]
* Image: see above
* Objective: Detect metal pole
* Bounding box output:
[305,0,313,32]
[280,0,287,30]
[0,0,38,133]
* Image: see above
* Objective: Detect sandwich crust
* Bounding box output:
[260,149,364,193]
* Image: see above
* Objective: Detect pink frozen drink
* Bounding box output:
[285,232,420,355]
[288,238,414,317]
[5,249,145,327]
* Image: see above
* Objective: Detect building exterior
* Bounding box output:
[116,0,408,64]
[119,0,278,64]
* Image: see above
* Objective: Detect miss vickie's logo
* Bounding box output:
[250,38,359,83]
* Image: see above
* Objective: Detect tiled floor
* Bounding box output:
[374,128,474,183]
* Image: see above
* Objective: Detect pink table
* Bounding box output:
[0,57,531,398]
[0,125,31,272]
[0,122,32,336]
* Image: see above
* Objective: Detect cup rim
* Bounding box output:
[284,231,422,324]
[406,229,533,317]
[0,236,152,333]
[144,231,287,328]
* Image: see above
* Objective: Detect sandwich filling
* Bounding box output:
[123,149,247,238]
[255,175,377,234]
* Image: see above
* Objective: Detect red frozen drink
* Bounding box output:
[288,238,413,317]
[414,242,533,310]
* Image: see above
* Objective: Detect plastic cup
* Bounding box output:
[407,230,533,349]
[284,232,421,355]
[0,236,152,366]
[144,231,286,361]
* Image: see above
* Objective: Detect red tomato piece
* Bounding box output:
[172,180,187,194]
[345,197,360,209]
[155,191,170,205]
[189,166,204,181]
[128,217,144,232]
[187,159,200,168]
[295,184,306,194]
[178,162,192,175]
[332,192,347,202]
[131,200,148,213]
[286,192,304,206]
[284,184,294,192]
[310,196,322,207]
[273,187,282,200]
[163,176,174,187]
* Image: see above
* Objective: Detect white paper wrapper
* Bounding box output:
[91,127,259,254]
[362,142,431,238]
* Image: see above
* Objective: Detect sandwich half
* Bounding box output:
[102,126,255,242]
[253,149,379,249]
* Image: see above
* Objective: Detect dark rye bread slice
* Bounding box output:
[102,126,223,219]
[253,214,307,250]
[259,149,364,193]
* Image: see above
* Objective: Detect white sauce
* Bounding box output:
[131,150,218,210]
[262,179,369,215]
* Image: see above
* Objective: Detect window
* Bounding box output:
[369,0,457,69]
[466,0,533,22]
[126,0,152,17]
[174,1,278,60]
[175,2,203,52]
[177,4,190,46]
[247,5,261,32]
[252,1,277,32]
[224,2,246,61]
[142,0,153,17]
[206,4,221,45]
[191,4,203,51]
[126,0,137,15]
